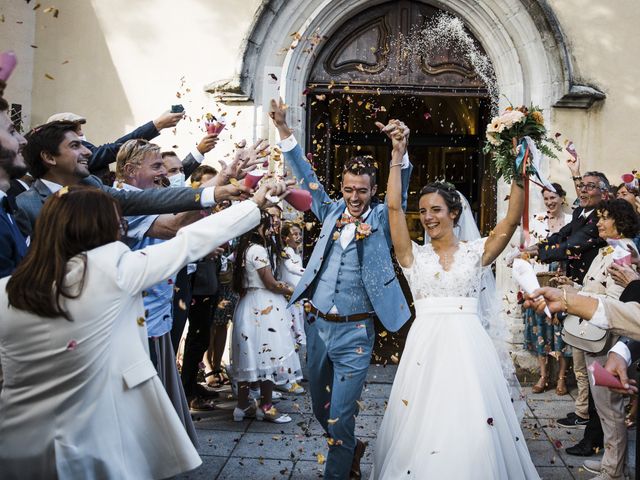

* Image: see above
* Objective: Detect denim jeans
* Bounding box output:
[305,314,375,479]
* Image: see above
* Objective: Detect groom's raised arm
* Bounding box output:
[271,99,335,222]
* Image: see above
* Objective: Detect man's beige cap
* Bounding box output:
[46,112,87,124]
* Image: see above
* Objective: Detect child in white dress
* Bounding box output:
[230,213,303,423]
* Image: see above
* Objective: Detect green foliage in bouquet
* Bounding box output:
[482,105,561,184]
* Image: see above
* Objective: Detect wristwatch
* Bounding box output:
[572,176,582,181]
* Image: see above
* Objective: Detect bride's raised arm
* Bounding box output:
[482,181,525,266]
[381,121,413,268]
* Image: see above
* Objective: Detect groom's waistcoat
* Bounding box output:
[311,236,373,315]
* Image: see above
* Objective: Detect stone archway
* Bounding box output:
[207,0,605,364]
[209,0,603,121]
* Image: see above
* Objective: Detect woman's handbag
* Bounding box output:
[561,314,612,354]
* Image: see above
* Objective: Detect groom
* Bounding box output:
[270,99,412,479]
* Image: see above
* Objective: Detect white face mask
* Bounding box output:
[168,172,185,188]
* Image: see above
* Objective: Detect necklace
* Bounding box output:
[432,241,459,271]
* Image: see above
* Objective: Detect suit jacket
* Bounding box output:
[87,120,159,173]
[609,280,640,360]
[14,176,208,237]
[0,205,28,277]
[284,142,413,332]
[182,152,200,179]
[538,207,605,284]
[0,200,260,479]
[602,278,640,342]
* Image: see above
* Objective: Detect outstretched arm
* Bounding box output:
[482,182,524,266]
[384,122,413,268]
[269,98,334,221]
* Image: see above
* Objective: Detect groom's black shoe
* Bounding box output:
[350,439,368,479]
[565,440,603,457]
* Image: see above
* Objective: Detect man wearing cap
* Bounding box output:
[14,121,255,237]
[46,110,184,173]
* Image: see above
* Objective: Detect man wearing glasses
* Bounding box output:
[524,171,611,456]
[526,171,610,283]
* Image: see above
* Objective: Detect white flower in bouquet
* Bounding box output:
[499,110,525,128]
[486,118,506,134]
[485,131,502,146]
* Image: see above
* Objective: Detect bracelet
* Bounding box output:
[572,176,582,181]
[389,163,403,168]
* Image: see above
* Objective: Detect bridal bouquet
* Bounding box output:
[483,105,560,184]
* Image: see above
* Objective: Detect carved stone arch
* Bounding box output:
[308,1,490,91]
[207,0,604,113]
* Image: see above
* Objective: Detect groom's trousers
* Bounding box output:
[305,313,375,480]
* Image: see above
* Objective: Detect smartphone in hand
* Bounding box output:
[171,104,184,113]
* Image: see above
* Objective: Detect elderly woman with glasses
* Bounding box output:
[561,199,640,478]
[0,181,288,479]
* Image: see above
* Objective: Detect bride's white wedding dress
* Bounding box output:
[372,238,539,480]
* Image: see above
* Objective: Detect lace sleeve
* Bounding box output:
[399,241,421,283]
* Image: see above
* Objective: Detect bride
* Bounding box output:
[371,122,540,479]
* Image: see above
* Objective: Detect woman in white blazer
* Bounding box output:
[0,182,285,479]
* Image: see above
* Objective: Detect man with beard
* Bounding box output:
[15,121,251,236]
[0,80,28,277]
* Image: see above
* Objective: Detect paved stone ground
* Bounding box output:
[178,362,636,480]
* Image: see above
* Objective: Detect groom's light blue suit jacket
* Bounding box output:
[284,142,412,333]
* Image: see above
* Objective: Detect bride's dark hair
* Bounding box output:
[419,182,463,225]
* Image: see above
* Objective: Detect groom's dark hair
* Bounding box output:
[342,155,377,187]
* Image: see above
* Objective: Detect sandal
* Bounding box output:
[532,375,549,394]
[204,368,230,388]
[233,402,257,422]
[556,376,568,396]
[256,404,291,423]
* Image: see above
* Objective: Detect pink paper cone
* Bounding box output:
[244,171,265,189]
[205,121,225,135]
[613,255,632,266]
[588,361,624,389]
[285,188,312,212]
[0,51,17,82]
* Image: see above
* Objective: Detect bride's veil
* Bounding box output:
[424,191,526,419]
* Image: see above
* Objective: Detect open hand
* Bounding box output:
[217,139,270,183]
[269,98,288,127]
[566,154,581,176]
[154,111,184,130]
[251,177,295,208]
[604,351,638,394]
[607,263,640,288]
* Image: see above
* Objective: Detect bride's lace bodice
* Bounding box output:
[401,238,488,300]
